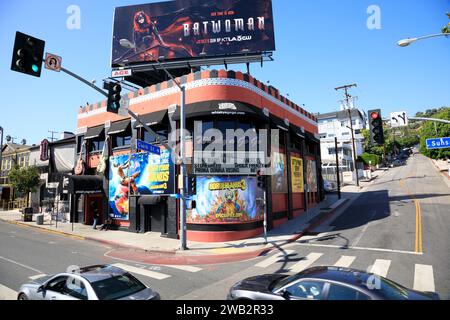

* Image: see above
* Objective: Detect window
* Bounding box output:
[64,277,88,300]
[88,137,105,153]
[112,133,132,149]
[342,132,350,136]
[328,134,335,138]
[90,273,146,300]
[46,276,69,293]
[327,284,369,300]
[284,281,325,300]
[142,125,168,144]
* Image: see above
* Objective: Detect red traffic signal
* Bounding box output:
[368,109,384,145]
[370,111,380,120]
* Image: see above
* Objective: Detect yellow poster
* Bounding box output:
[291,157,304,193]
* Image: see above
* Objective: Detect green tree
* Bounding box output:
[8,165,40,207]
[419,108,450,160]
[442,12,450,34]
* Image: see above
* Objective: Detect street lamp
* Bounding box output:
[120,39,188,251]
[397,33,449,47]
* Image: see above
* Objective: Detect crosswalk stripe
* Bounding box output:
[288,252,323,273]
[0,284,17,300]
[112,263,171,280]
[368,259,391,277]
[333,256,356,268]
[165,265,202,273]
[29,274,47,280]
[413,264,435,292]
[255,250,295,268]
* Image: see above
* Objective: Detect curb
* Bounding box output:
[431,159,450,180]
[85,236,177,255]
[3,219,85,240]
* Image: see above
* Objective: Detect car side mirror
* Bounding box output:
[37,285,45,293]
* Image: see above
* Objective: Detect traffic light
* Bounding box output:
[187,175,197,195]
[368,109,385,145]
[257,170,266,189]
[107,83,122,113]
[11,32,45,77]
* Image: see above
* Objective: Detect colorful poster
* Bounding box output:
[109,150,175,220]
[188,176,264,224]
[112,0,276,67]
[271,151,288,193]
[306,159,318,193]
[291,157,304,193]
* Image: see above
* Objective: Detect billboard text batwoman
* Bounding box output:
[112,0,275,67]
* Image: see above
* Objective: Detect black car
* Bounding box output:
[227,266,439,300]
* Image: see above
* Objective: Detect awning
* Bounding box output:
[290,124,305,138]
[134,110,168,129]
[306,131,320,144]
[271,116,289,131]
[68,175,103,195]
[172,101,266,121]
[85,126,104,140]
[108,120,131,135]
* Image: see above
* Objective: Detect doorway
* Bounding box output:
[85,195,103,225]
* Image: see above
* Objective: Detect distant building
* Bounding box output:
[0,143,32,209]
[317,108,366,170]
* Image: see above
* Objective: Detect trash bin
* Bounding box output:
[23,207,33,222]
[36,214,44,225]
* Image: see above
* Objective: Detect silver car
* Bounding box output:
[17,265,161,300]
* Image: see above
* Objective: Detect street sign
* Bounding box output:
[137,139,160,155]
[44,53,62,72]
[426,137,450,150]
[111,69,132,78]
[390,111,408,127]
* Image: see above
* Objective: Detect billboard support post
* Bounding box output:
[180,86,187,251]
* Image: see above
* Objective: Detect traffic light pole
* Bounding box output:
[348,109,360,187]
[59,66,108,98]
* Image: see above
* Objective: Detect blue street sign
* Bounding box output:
[137,139,161,155]
[426,137,450,150]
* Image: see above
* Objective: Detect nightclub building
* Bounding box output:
[73,69,323,242]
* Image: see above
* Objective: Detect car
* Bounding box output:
[227,266,439,300]
[390,159,405,168]
[323,180,335,193]
[17,264,161,300]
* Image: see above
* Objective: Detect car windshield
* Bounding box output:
[270,274,301,292]
[90,273,146,300]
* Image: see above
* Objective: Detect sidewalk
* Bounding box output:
[0,170,385,264]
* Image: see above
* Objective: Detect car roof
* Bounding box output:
[298,266,376,289]
[77,265,128,283]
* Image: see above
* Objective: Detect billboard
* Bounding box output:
[291,156,304,193]
[271,151,288,193]
[112,0,275,67]
[187,176,264,224]
[306,159,318,193]
[109,150,175,220]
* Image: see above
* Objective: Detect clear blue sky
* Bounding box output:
[0,0,449,144]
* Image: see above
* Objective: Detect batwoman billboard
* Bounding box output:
[109,150,175,220]
[111,0,275,67]
[187,176,264,224]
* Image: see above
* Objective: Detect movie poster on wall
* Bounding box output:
[188,176,264,224]
[291,156,304,193]
[109,150,175,220]
[306,159,318,193]
[111,0,276,66]
[271,151,288,193]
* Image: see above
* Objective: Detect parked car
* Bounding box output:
[227,266,439,300]
[17,264,161,300]
[390,159,405,168]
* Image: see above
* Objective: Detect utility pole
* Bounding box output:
[334,137,341,199]
[335,84,360,187]
[48,131,58,142]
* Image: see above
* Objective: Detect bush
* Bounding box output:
[358,153,381,166]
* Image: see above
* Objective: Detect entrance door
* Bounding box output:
[85,195,103,225]
[143,201,166,233]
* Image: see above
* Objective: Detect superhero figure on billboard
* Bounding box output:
[114,160,141,194]
[133,11,168,52]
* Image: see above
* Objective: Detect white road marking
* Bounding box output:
[352,210,377,247]
[288,252,323,273]
[369,259,391,277]
[0,284,17,300]
[164,265,202,273]
[111,263,170,280]
[29,274,47,280]
[255,250,295,268]
[413,264,435,292]
[291,242,422,255]
[334,256,356,268]
[0,255,44,274]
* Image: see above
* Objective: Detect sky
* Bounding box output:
[0,0,449,145]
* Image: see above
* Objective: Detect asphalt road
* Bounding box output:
[1,154,449,300]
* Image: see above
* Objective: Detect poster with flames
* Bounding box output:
[111,0,275,67]
[188,176,264,224]
[109,150,175,220]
